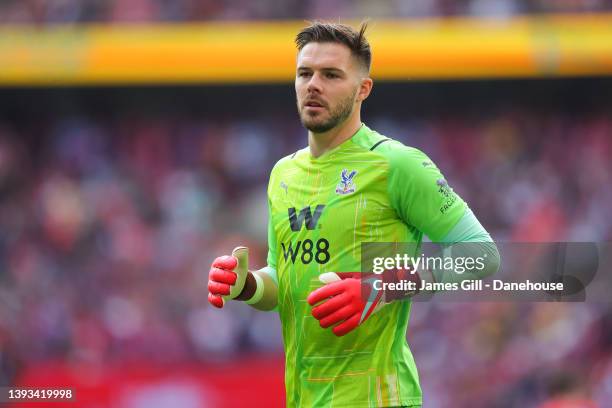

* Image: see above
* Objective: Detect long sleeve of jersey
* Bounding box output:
[383,142,499,283]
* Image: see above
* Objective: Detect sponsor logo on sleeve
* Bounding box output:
[437,178,457,214]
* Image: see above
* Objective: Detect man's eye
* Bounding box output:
[298,72,311,78]
[326,73,339,79]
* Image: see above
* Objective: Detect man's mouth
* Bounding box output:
[304,100,325,108]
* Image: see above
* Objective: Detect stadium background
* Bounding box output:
[1,2,612,407]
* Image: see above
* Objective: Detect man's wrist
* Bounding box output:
[245,272,265,305]
[235,272,256,301]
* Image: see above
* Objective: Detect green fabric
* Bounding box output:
[265,124,466,407]
[441,207,492,243]
[267,198,279,270]
[431,208,500,285]
[379,135,467,242]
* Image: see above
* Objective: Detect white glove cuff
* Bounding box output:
[245,272,265,305]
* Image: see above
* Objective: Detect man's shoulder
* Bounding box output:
[356,125,432,169]
[269,147,308,174]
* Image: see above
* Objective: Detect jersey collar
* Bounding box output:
[308,123,368,162]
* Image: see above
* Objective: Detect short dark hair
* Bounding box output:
[295,22,371,73]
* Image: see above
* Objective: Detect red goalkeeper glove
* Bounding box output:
[207,247,249,308]
[307,269,421,337]
[306,272,384,337]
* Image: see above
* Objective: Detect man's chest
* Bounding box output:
[269,164,398,266]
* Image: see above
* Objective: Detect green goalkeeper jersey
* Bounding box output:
[266,124,466,407]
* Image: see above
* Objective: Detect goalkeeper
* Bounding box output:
[207,22,500,408]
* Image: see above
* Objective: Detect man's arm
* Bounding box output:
[235,267,278,311]
[384,144,499,286]
[306,143,500,335]
[207,256,279,311]
[420,207,500,286]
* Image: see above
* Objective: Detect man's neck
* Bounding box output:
[308,115,362,158]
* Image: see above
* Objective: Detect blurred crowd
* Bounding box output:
[0,0,611,24]
[0,104,611,406]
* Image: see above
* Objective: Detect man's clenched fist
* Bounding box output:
[207,247,250,308]
[207,255,238,308]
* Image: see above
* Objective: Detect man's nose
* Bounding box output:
[307,72,323,93]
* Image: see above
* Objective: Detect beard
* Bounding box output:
[298,89,357,133]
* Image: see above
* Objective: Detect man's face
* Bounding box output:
[295,42,365,133]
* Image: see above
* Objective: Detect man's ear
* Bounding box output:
[357,77,373,102]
